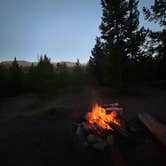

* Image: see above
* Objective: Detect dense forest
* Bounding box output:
[0,0,165,98]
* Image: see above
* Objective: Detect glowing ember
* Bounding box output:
[86,104,122,131]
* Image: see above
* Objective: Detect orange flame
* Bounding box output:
[86,104,121,130]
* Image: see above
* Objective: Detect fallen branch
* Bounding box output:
[138,113,166,147]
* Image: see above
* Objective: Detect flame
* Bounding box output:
[86,104,121,130]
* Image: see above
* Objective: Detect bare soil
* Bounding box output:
[0,87,165,166]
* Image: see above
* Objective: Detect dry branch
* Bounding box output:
[138,113,166,147]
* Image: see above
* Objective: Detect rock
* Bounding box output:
[87,134,98,143]
[82,141,89,148]
[93,141,107,151]
[107,135,114,145]
[76,125,85,138]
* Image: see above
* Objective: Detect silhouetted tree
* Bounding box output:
[9,57,24,95]
[72,59,86,85]
[143,0,166,26]
[55,62,70,88]
[37,54,54,79]
[90,0,143,87]
[89,37,109,84]
[143,0,166,80]
[26,63,37,91]
[0,64,8,97]
[75,58,80,66]
[33,54,54,93]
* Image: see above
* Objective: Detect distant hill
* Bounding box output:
[0,60,86,67]
[0,60,35,67]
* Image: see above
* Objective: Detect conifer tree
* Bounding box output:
[90,0,143,87]
[9,57,24,94]
[89,37,108,83]
[143,0,166,79]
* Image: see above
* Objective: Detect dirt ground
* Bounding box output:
[0,87,166,166]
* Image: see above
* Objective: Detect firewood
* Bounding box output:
[105,107,123,111]
[138,113,166,147]
[106,108,124,117]
[102,103,119,108]
[101,103,124,116]
[109,122,129,137]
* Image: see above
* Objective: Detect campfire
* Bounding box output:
[72,102,166,165]
[73,102,127,150]
[85,104,122,130]
[83,103,124,137]
[73,102,166,152]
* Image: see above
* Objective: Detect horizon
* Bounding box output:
[0,0,162,63]
[0,58,87,64]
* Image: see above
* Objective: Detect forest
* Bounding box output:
[0,0,165,98]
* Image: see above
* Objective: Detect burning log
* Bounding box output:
[73,102,127,151]
[138,113,166,147]
[109,122,129,137]
[82,103,127,139]
[101,103,124,121]
[83,122,111,138]
[85,104,123,130]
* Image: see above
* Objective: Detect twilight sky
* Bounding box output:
[0,0,161,63]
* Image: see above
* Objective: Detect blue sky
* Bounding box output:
[0,0,161,63]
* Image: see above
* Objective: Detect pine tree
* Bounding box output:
[143,0,166,80]
[27,63,37,91]
[143,0,166,26]
[37,54,54,79]
[89,37,108,84]
[0,64,8,97]
[9,57,24,95]
[90,0,142,87]
[76,58,80,67]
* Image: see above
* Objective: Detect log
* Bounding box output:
[105,107,123,112]
[109,122,129,137]
[101,103,119,108]
[101,103,124,116]
[138,113,166,147]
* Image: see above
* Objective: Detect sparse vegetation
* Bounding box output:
[0,55,91,98]
[0,0,165,98]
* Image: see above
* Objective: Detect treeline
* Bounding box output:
[0,55,90,97]
[0,0,165,97]
[88,0,166,88]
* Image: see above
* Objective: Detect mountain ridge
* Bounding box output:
[0,60,87,67]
